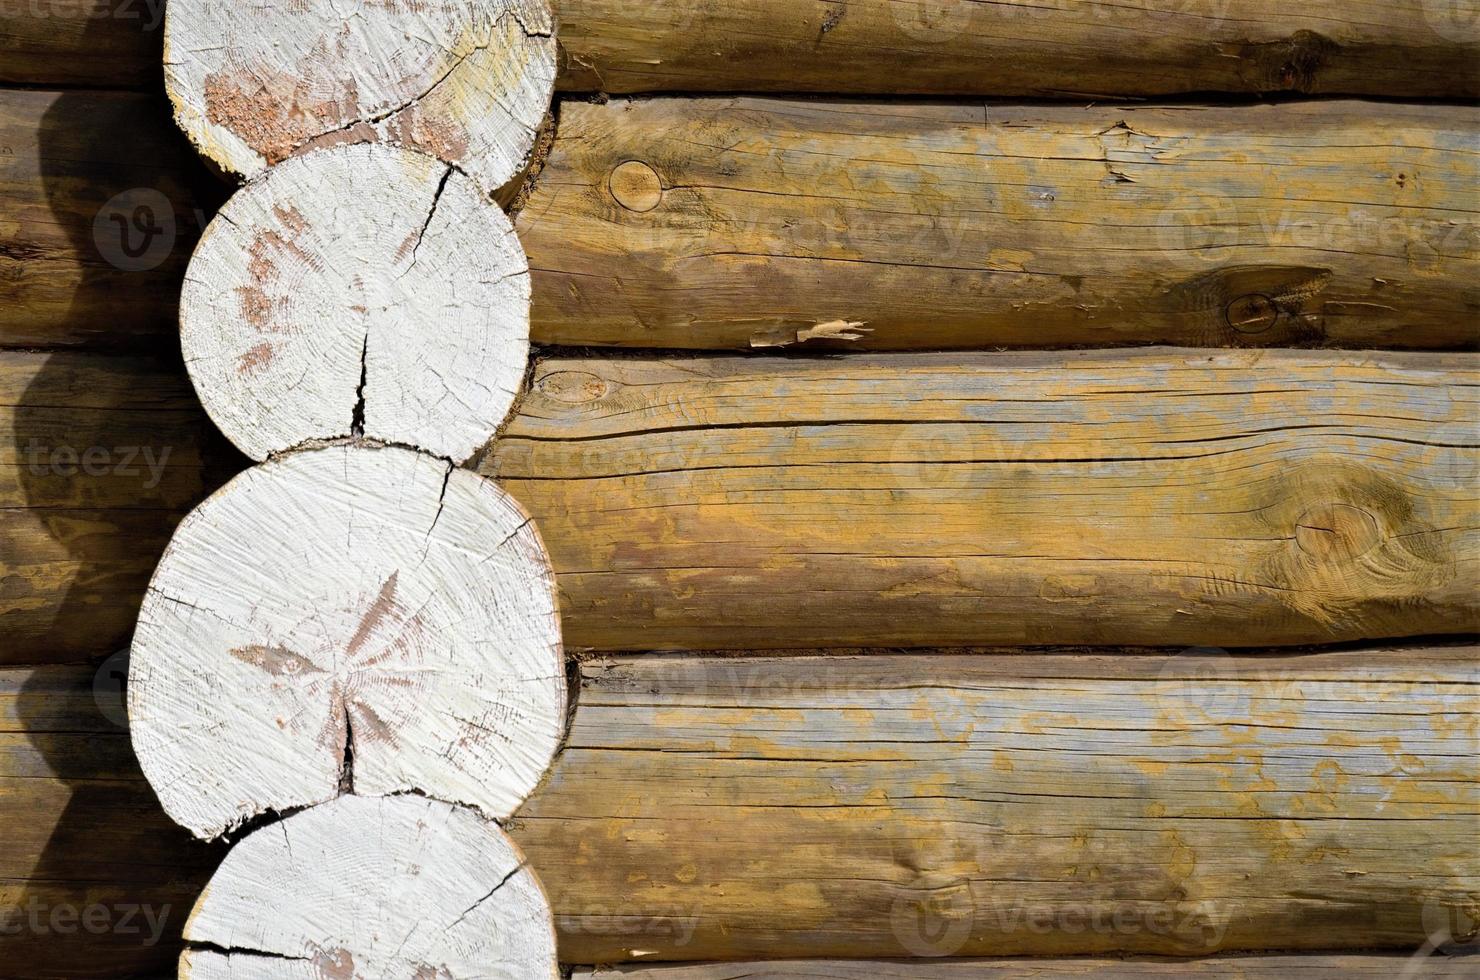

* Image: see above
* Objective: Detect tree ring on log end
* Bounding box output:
[129,445,565,840]
[181,143,531,463]
[163,0,556,195]
[180,795,559,978]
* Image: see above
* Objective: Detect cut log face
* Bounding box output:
[163,0,556,195]
[181,143,530,463]
[129,444,564,839]
[179,795,559,979]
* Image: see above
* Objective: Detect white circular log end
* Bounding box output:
[179,795,559,979]
[129,445,565,840]
[164,0,556,196]
[181,143,531,463]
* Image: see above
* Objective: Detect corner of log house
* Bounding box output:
[1,0,1477,976]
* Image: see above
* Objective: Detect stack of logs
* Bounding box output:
[1,1,1477,977]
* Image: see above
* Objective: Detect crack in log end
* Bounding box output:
[338,705,355,796]
[351,333,369,436]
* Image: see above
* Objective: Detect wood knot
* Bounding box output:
[1295,504,1382,562]
[537,370,609,404]
[609,161,663,213]
[1225,294,1280,334]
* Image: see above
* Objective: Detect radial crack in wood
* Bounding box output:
[180,795,559,979]
[129,445,564,839]
[180,143,530,463]
[163,0,556,196]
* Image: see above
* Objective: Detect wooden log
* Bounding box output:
[181,143,531,463]
[572,954,1480,979]
[552,0,1480,98]
[517,99,1480,351]
[0,350,239,666]
[513,648,1480,960]
[0,89,216,350]
[0,0,164,89]
[6,1,1480,98]
[128,445,564,839]
[179,795,560,979]
[6,648,1477,969]
[0,664,222,980]
[164,0,557,197]
[486,348,1480,651]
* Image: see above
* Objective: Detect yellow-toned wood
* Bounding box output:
[574,955,1479,978]
[6,648,1476,970]
[514,648,1480,961]
[553,0,1480,98]
[487,348,1480,650]
[0,351,238,665]
[518,99,1479,351]
[0,90,211,350]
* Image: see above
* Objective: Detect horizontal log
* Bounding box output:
[0,89,215,350]
[0,664,223,980]
[573,954,1480,978]
[486,348,1480,650]
[6,647,1476,974]
[5,0,1479,98]
[511,648,1480,959]
[518,98,1480,350]
[552,0,1480,98]
[0,350,239,665]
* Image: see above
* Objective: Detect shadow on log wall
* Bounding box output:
[4,15,234,971]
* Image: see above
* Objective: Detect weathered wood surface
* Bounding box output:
[181,795,560,979]
[7,647,1477,973]
[0,664,222,980]
[519,98,1480,351]
[573,954,1480,978]
[0,89,215,350]
[0,350,239,665]
[130,445,565,839]
[552,0,1480,97]
[0,0,163,89]
[517,649,1480,960]
[486,349,1480,651]
[7,0,1480,98]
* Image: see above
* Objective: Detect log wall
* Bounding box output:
[4,648,1476,974]
[4,1,1478,97]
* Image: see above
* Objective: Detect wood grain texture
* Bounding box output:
[181,143,531,463]
[1,350,240,666]
[486,349,1480,651]
[164,0,556,197]
[129,445,565,839]
[0,0,164,88]
[6,0,1479,97]
[180,796,560,979]
[512,648,1480,961]
[573,954,1480,978]
[0,89,215,350]
[1,664,223,980]
[518,98,1480,351]
[552,0,1480,98]
[6,648,1477,973]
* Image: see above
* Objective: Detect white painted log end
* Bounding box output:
[129,444,565,840]
[181,143,530,464]
[180,795,559,979]
[164,0,556,196]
